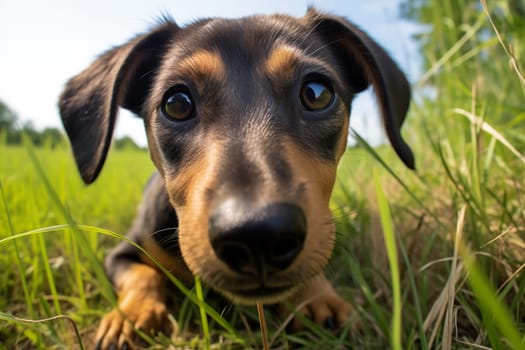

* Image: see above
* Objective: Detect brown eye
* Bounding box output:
[300,81,334,111]
[162,87,194,121]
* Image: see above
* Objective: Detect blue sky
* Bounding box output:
[0,0,420,146]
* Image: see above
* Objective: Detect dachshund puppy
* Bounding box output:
[59,8,413,349]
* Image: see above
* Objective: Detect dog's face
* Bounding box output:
[149,16,354,303]
[60,9,413,304]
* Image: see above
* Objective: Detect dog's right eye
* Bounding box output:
[161,87,194,121]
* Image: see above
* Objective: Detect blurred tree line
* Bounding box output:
[0,99,142,150]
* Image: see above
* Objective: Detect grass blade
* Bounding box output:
[398,236,429,350]
[353,130,446,229]
[257,303,269,350]
[0,312,86,350]
[195,276,210,349]
[0,180,34,317]
[460,244,524,349]
[373,170,402,350]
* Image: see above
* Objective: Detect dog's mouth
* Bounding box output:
[215,282,300,305]
[199,267,309,304]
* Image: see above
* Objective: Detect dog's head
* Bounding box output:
[59,9,413,304]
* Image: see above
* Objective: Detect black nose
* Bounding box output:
[209,202,306,278]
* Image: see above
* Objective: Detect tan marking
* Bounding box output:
[264,45,343,91]
[179,50,225,81]
[265,45,301,81]
[165,137,227,281]
[282,138,337,202]
[114,263,166,298]
[279,138,338,278]
[140,236,193,284]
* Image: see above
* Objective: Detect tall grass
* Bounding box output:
[1,1,524,349]
[397,0,525,348]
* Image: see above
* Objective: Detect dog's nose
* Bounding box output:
[209,202,306,278]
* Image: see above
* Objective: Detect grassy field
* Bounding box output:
[1,1,525,349]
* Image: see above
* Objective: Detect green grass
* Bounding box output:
[0,145,155,349]
[2,1,525,349]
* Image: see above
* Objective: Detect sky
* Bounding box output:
[0,0,420,146]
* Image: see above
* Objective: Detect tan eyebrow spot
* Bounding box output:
[180,50,225,80]
[265,45,301,80]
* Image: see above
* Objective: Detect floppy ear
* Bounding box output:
[59,21,178,184]
[306,9,415,170]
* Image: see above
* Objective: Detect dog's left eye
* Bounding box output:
[161,87,194,121]
[300,80,334,111]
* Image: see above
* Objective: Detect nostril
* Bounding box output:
[214,241,258,276]
[267,235,304,269]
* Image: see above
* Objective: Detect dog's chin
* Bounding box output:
[217,284,301,305]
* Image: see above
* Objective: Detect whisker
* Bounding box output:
[147,227,179,238]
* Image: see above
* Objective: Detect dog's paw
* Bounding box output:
[291,288,353,330]
[283,273,353,331]
[94,296,171,350]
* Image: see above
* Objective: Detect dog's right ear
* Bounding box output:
[59,21,178,184]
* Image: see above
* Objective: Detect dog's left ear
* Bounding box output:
[306,9,415,169]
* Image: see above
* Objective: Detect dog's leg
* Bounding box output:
[95,262,169,349]
[283,273,353,331]
[95,173,187,350]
